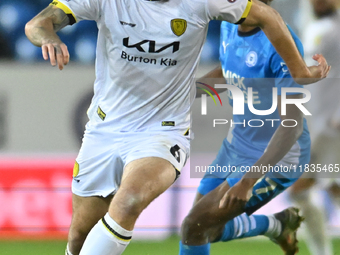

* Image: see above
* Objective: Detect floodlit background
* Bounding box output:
[0,0,339,254]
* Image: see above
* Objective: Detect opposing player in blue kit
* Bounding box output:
[180,0,318,254]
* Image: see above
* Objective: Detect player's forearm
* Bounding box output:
[25,6,69,47]
[256,124,303,167]
[25,20,62,47]
[243,1,310,83]
[240,122,304,187]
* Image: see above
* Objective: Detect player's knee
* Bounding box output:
[116,191,149,218]
[181,215,195,235]
[181,213,224,244]
[181,212,208,239]
[181,215,202,241]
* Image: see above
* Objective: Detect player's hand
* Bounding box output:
[219,180,252,209]
[309,54,331,79]
[297,54,331,85]
[41,40,69,70]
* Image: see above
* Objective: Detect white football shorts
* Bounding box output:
[72,126,190,197]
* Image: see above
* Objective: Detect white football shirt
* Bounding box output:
[302,12,340,138]
[51,0,251,134]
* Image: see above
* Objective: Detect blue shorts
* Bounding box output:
[197,141,309,215]
[198,172,291,215]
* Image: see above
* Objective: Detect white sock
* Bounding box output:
[264,215,282,238]
[79,213,133,255]
[292,190,333,255]
[65,244,74,255]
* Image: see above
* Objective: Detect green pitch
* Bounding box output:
[1,236,339,255]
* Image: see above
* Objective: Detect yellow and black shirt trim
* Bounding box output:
[50,0,77,25]
[235,0,252,25]
[102,218,132,242]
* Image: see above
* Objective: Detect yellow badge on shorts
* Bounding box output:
[171,19,187,37]
[73,161,79,177]
[97,106,106,121]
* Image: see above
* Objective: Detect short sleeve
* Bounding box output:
[50,0,101,24]
[270,25,304,94]
[207,0,252,24]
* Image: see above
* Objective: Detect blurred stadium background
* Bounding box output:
[0,0,339,254]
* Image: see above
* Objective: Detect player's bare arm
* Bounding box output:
[243,0,330,85]
[25,5,70,70]
[220,94,304,208]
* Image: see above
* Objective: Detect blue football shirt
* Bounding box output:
[219,21,311,170]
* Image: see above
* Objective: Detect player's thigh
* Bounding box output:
[123,156,177,197]
[108,132,189,223]
[194,177,225,206]
[70,193,113,234]
[193,192,204,205]
[108,157,177,220]
[197,177,226,197]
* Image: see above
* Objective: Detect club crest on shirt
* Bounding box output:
[245,51,258,67]
[171,19,187,37]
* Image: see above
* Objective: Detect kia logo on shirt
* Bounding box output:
[123,37,180,53]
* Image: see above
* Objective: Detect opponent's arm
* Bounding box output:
[196,66,226,98]
[242,0,330,85]
[25,5,70,70]
[242,94,303,182]
[219,94,304,208]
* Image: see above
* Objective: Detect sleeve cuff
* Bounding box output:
[50,0,77,25]
[235,0,252,25]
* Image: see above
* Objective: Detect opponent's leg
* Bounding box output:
[180,208,300,255]
[193,192,204,205]
[180,175,304,255]
[79,157,177,255]
[180,181,248,255]
[67,194,113,255]
[180,181,285,255]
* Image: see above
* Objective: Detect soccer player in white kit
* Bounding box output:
[25,0,330,254]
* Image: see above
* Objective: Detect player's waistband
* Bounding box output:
[85,123,191,138]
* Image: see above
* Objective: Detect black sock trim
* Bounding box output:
[102,218,132,241]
